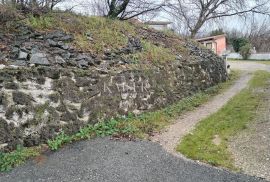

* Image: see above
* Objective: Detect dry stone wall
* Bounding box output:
[0,25,227,151]
[0,59,226,151]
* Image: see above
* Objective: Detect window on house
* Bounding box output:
[206,43,212,49]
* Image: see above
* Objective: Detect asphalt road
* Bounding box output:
[0,138,266,182]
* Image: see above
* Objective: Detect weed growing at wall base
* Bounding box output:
[0,146,40,172]
[47,118,137,151]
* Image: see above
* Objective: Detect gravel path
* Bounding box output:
[151,72,252,155]
[0,138,266,182]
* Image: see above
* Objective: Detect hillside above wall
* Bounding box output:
[0,13,227,151]
[0,13,223,69]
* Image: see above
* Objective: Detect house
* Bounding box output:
[196,34,227,56]
[145,21,172,31]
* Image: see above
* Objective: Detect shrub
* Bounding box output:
[210,28,224,36]
[239,44,252,60]
[231,38,249,52]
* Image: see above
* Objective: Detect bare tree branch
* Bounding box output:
[88,0,168,20]
[168,0,270,38]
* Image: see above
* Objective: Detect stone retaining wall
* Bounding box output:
[0,59,226,151]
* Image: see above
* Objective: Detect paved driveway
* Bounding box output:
[0,138,266,182]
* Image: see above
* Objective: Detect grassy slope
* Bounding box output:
[178,71,270,170]
[0,71,240,172]
[24,13,177,64]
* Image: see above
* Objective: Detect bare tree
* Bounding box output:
[87,0,108,16]
[87,0,167,20]
[245,17,270,52]
[169,0,270,38]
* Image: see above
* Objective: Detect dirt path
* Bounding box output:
[151,72,252,155]
[151,61,270,156]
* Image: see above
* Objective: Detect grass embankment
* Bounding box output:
[0,71,240,172]
[24,13,176,64]
[178,71,270,170]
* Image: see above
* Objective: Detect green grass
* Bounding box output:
[123,41,175,64]
[0,146,40,172]
[26,15,55,29]
[24,13,179,64]
[228,59,270,65]
[254,61,270,65]
[0,71,240,172]
[25,13,136,54]
[177,71,270,170]
[228,59,270,63]
[47,118,136,151]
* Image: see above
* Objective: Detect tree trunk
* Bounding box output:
[107,0,129,19]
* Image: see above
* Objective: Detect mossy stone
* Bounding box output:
[4,82,19,90]
[12,91,33,105]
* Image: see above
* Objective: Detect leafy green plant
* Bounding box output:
[239,43,252,60]
[47,118,137,151]
[231,38,249,53]
[47,132,72,151]
[0,146,39,172]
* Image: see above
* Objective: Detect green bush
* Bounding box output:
[210,28,224,36]
[239,44,252,60]
[231,38,249,52]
